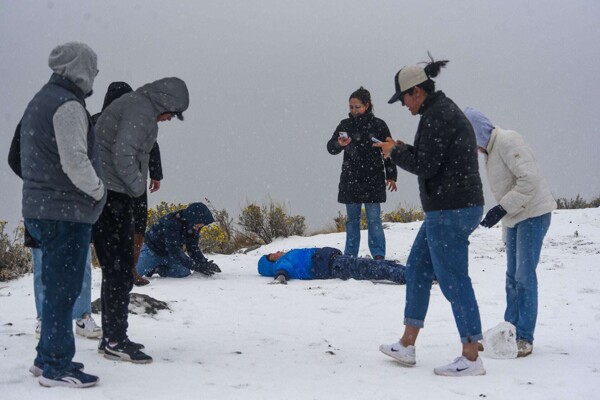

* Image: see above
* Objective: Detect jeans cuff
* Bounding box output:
[404,317,424,329]
[460,333,483,344]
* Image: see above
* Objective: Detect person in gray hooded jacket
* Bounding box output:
[19,42,105,388]
[92,77,189,364]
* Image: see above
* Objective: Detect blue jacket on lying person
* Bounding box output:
[258,247,406,284]
[137,202,221,278]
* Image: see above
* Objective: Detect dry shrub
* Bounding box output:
[556,194,600,209]
[334,203,424,232]
[237,200,306,245]
[0,221,32,281]
[382,204,425,223]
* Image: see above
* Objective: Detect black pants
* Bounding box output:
[132,190,148,234]
[330,255,406,284]
[92,190,134,342]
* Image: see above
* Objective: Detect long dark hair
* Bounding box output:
[418,52,449,94]
[349,86,374,114]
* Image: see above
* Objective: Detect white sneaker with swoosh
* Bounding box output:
[379,341,416,366]
[434,356,486,376]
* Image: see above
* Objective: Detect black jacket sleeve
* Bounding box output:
[390,114,448,179]
[8,120,39,248]
[8,121,22,178]
[149,142,163,181]
[326,122,345,155]
[384,157,397,182]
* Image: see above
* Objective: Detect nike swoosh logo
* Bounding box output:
[456,367,469,372]
[391,347,400,352]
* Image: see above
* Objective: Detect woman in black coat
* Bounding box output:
[327,87,397,259]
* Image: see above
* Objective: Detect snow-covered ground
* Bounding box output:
[1,208,599,399]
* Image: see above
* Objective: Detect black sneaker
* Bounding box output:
[104,339,152,364]
[145,267,158,278]
[29,361,85,377]
[98,337,144,354]
[38,369,99,388]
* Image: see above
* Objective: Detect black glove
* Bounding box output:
[192,259,221,276]
[480,205,507,228]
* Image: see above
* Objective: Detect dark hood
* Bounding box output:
[181,202,214,226]
[102,81,133,111]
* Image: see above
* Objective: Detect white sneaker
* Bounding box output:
[379,341,416,366]
[75,315,103,339]
[433,356,486,376]
[35,320,41,340]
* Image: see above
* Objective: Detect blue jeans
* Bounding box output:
[25,218,91,378]
[403,206,483,343]
[504,213,551,344]
[345,203,385,258]
[136,244,192,278]
[33,247,92,320]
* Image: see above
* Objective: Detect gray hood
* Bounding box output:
[48,42,98,95]
[136,77,189,117]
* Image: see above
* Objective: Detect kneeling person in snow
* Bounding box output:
[258,247,406,284]
[137,202,221,278]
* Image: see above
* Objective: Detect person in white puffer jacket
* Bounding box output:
[464,107,556,358]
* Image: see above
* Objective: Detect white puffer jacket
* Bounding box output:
[485,128,556,228]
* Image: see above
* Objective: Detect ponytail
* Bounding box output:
[419,52,449,94]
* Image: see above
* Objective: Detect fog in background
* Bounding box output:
[1,0,599,233]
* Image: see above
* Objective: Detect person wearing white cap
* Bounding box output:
[375,54,486,376]
[464,107,556,358]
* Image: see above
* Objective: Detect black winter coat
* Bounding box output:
[7,121,38,248]
[389,91,484,212]
[327,112,397,204]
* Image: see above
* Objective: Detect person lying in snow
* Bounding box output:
[136,202,221,278]
[258,247,406,284]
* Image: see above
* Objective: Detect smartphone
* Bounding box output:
[339,132,348,139]
[371,137,382,143]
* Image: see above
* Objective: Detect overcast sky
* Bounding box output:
[1,0,599,232]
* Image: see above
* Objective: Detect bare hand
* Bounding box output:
[373,137,397,158]
[387,179,397,192]
[338,137,352,147]
[149,179,161,193]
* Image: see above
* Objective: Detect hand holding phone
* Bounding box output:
[339,132,348,139]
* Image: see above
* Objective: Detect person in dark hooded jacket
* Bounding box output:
[137,202,222,278]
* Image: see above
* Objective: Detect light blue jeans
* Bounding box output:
[136,244,192,278]
[403,206,483,343]
[504,213,551,344]
[33,246,92,320]
[344,203,385,258]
